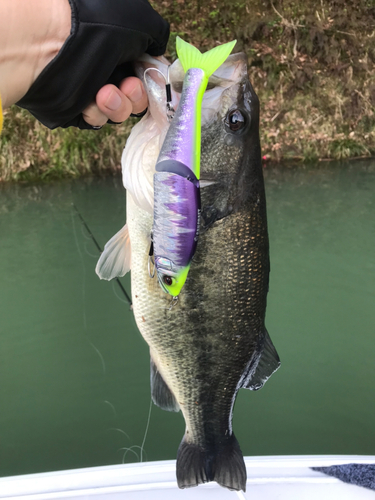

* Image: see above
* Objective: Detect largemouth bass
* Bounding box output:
[96,47,280,492]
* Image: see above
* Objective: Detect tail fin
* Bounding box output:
[176,37,236,79]
[176,433,246,492]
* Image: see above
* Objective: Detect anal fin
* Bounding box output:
[242,330,280,391]
[150,357,180,412]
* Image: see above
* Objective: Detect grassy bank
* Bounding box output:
[0,107,134,182]
[1,0,374,181]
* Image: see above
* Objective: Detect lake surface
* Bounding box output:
[0,160,374,477]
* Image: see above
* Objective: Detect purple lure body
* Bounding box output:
[154,172,200,274]
[157,68,205,173]
[152,68,205,295]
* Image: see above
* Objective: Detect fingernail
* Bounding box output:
[128,84,143,103]
[106,90,122,111]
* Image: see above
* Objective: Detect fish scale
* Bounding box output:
[128,189,269,445]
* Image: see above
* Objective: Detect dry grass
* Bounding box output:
[158,0,375,163]
[0,108,134,182]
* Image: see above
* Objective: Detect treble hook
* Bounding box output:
[148,237,155,278]
[166,65,175,122]
[143,66,175,122]
[168,296,179,310]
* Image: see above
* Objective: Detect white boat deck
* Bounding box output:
[0,456,374,500]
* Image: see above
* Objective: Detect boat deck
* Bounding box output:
[1,455,374,499]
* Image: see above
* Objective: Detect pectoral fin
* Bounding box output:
[150,357,180,412]
[242,330,280,391]
[95,224,131,280]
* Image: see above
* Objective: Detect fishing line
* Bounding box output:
[72,204,132,307]
[116,397,152,464]
[72,209,107,375]
[79,223,94,241]
[73,205,153,465]
[107,427,130,441]
[77,215,99,256]
[120,446,142,463]
[111,280,129,305]
[88,339,106,375]
[103,401,118,419]
[140,397,153,463]
[83,242,99,259]
[72,204,102,253]
[71,209,87,330]
[235,491,247,499]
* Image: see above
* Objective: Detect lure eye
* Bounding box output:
[226,109,246,132]
[162,275,174,286]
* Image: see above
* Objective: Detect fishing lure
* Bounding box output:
[151,37,236,297]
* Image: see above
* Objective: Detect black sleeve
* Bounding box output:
[16,0,169,129]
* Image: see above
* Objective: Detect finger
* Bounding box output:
[83,79,148,128]
[95,85,133,124]
[119,77,148,116]
[82,101,108,128]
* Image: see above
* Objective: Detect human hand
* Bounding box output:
[16,0,169,129]
[82,77,148,128]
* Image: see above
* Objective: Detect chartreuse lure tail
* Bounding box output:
[152,38,236,297]
[175,37,236,179]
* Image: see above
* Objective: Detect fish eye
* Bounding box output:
[162,275,174,286]
[225,109,246,132]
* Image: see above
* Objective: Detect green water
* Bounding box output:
[0,161,374,477]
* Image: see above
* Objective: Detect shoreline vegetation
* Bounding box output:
[1,0,374,182]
